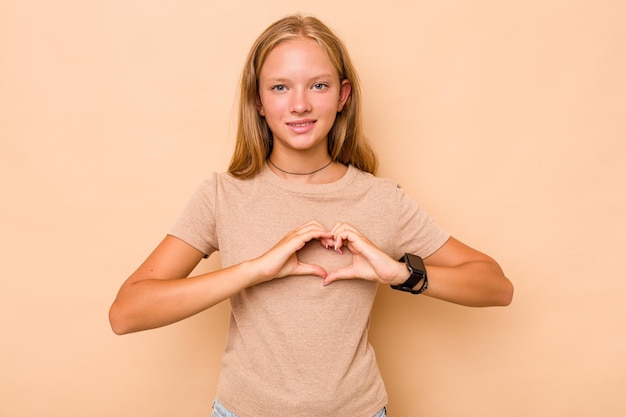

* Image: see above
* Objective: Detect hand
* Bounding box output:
[322,222,409,286]
[253,220,333,283]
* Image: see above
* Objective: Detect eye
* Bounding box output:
[312,83,328,90]
[271,84,287,92]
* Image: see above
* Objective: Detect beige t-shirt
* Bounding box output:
[169,164,450,417]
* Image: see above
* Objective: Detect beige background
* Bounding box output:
[2,0,625,416]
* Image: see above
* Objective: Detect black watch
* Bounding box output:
[391,253,428,294]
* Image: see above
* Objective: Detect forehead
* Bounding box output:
[259,37,338,79]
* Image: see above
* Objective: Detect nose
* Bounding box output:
[290,89,311,114]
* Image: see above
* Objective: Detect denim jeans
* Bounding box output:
[211,399,387,417]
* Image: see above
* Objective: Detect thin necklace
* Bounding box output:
[268,158,333,175]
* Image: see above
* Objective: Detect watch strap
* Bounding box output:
[391,253,428,294]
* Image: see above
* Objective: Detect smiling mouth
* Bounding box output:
[287,121,315,127]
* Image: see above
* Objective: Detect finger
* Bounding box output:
[333,235,344,254]
[330,222,349,236]
[298,219,330,234]
[323,266,355,285]
[335,229,363,254]
[266,229,332,273]
[330,222,342,235]
[298,222,333,241]
[337,229,378,258]
[295,262,328,278]
[300,228,333,240]
[289,229,333,250]
[319,237,336,250]
[331,223,363,254]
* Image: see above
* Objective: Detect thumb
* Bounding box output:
[295,262,328,279]
[323,266,355,286]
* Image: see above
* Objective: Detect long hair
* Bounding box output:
[228,14,377,178]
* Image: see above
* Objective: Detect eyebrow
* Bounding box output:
[262,73,337,83]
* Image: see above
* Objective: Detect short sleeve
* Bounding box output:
[168,173,219,257]
[394,185,450,259]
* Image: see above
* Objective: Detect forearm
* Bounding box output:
[109,261,256,334]
[423,260,513,307]
[110,223,334,335]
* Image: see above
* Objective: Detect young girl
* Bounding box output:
[109,14,513,417]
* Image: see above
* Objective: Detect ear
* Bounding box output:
[255,95,265,116]
[337,79,351,112]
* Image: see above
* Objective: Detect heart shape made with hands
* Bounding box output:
[286,223,400,286]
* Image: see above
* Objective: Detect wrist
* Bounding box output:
[392,262,412,286]
[391,253,429,294]
[242,258,274,286]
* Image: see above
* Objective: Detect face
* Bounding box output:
[257,37,351,155]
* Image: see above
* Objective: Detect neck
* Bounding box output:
[268,158,333,176]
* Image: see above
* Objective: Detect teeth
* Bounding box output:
[290,122,311,127]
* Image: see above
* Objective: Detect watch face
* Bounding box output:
[393,253,428,294]
[406,254,426,275]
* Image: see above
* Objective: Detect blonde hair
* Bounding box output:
[228,14,378,178]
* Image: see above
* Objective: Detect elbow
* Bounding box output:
[473,274,513,307]
[496,278,514,307]
[108,302,133,335]
[485,263,514,307]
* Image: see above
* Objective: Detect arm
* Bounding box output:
[109,235,251,335]
[421,237,513,307]
[109,221,332,335]
[323,224,513,307]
